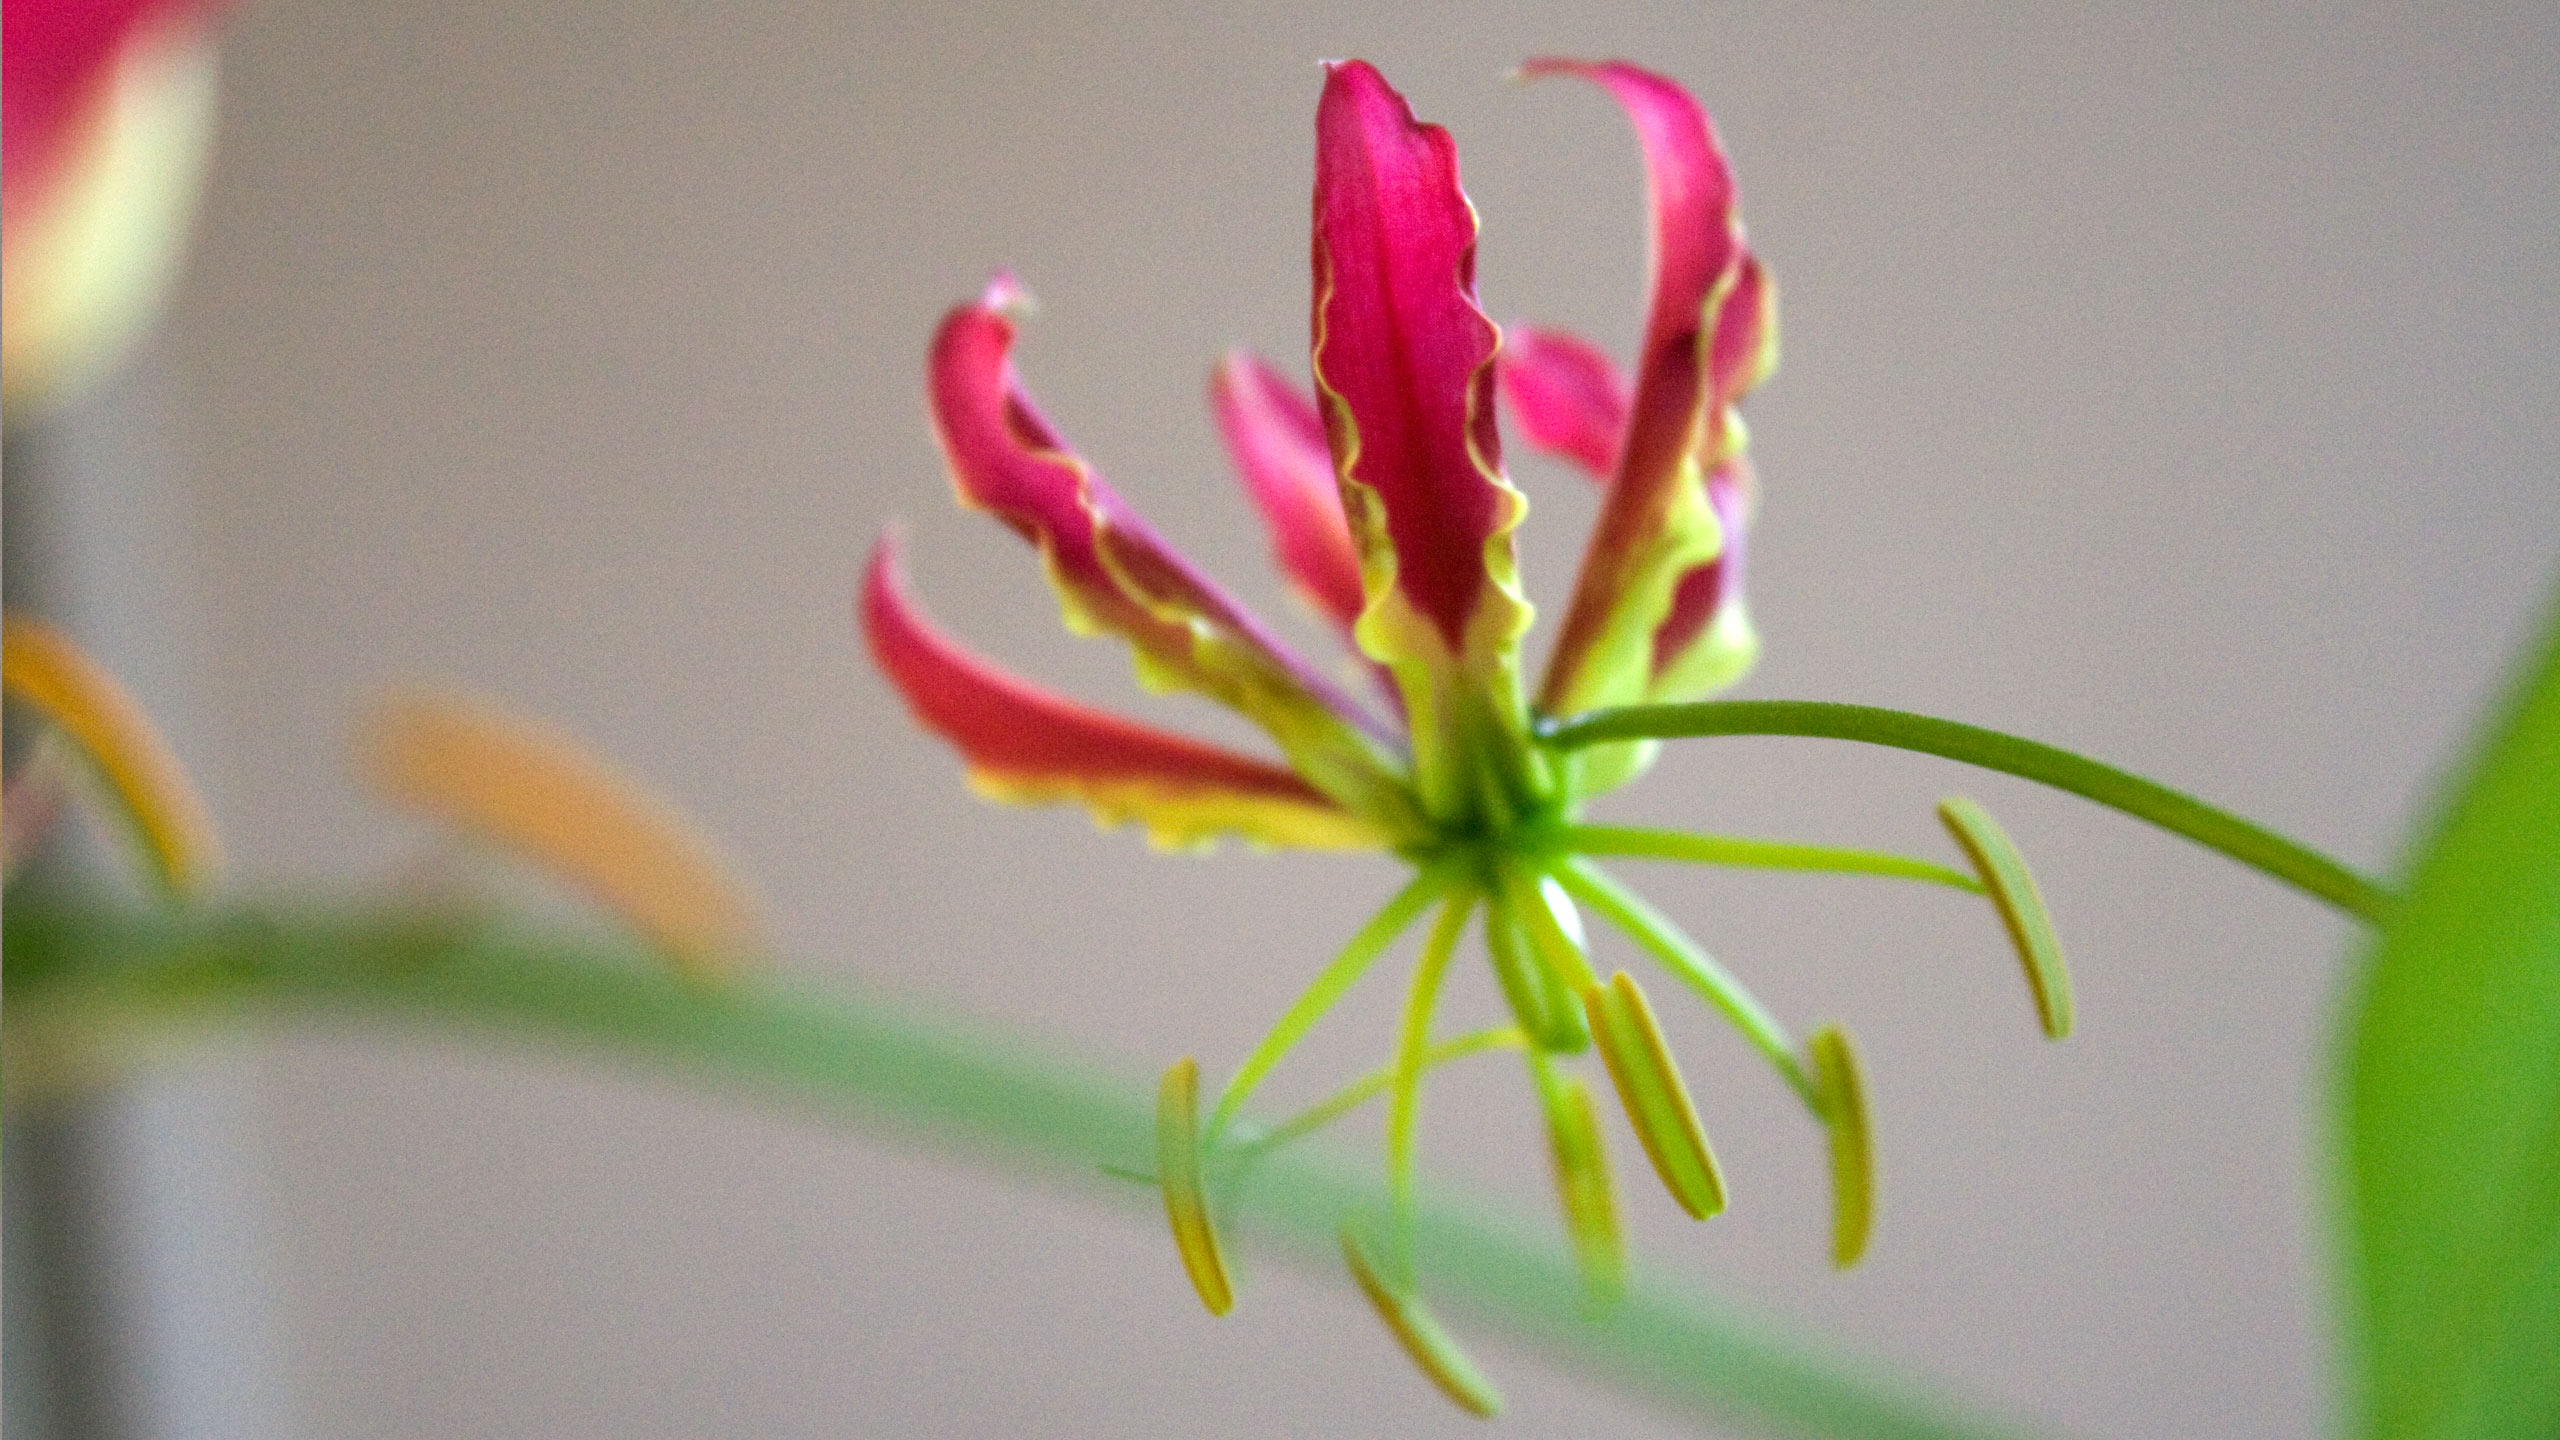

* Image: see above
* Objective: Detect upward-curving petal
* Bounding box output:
[1496,325,1628,483]
[930,278,1417,833]
[1209,350,1365,635]
[1311,60,1538,822]
[862,541,1388,852]
[1529,59,1775,724]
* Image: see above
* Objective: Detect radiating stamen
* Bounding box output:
[1206,862,1457,1143]
[1807,1024,1874,1268]
[1526,1046,1624,1301]
[1559,822,1983,894]
[1554,855,1816,1106]
[1388,893,1478,1245]
[1583,970,1726,1219]
[1241,1026,1524,1158]
[1155,1056,1235,1316]
[1937,795,2074,1039]
[1340,1225,1504,1418]
[1484,887,1587,1051]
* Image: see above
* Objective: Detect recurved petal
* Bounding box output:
[1311,60,1535,818]
[1495,325,1627,482]
[862,540,1386,852]
[930,280,1414,830]
[1530,59,1773,721]
[1209,350,1365,633]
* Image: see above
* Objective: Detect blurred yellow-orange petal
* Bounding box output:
[2,613,218,894]
[359,687,760,976]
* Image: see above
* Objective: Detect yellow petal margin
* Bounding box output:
[1,613,218,894]
[358,688,759,976]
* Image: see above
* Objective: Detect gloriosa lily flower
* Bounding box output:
[864,57,2064,1412]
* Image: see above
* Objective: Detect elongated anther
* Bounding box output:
[1937,795,2075,1039]
[1156,1057,1235,1316]
[1541,1075,1626,1300]
[359,688,761,976]
[1808,1024,1874,1268]
[1340,1226,1504,1418]
[1582,971,1727,1218]
[2,614,219,895]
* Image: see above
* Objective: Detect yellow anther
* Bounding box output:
[1155,1057,1234,1316]
[1808,1024,1874,1269]
[1339,1226,1503,1418]
[1,614,218,894]
[1583,970,1726,1219]
[358,688,760,976]
[1539,1073,1625,1301]
[1937,795,2074,1039]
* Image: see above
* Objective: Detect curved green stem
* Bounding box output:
[1554,857,1819,1110]
[1559,823,1984,895]
[1540,700,2392,924]
[6,900,2059,1440]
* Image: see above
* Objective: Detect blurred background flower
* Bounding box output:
[4,0,225,415]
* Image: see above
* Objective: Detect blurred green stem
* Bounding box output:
[3,898,2058,1440]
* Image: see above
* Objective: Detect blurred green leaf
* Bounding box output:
[2341,585,2560,1440]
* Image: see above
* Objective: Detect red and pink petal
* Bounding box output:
[1528,58,1773,723]
[1496,325,1627,483]
[1209,350,1365,634]
[1310,60,1537,818]
[929,280,1417,831]
[862,541,1387,851]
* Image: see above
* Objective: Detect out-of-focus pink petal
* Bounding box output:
[3,0,190,207]
[862,541,1387,851]
[1311,60,1537,819]
[930,280,1417,831]
[1528,59,1773,722]
[1210,350,1365,633]
[1496,325,1628,482]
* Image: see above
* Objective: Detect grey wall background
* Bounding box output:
[124,0,2560,1434]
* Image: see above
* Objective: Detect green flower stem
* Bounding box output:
[1555,857,1820,1109]
[5,900,2054,1440]
[1539,700,2392,924]
[1240,1026,1523,1158]
[1207,862,1454,1144]
[1388,893,1477,1253]
[1559,823,1985,895]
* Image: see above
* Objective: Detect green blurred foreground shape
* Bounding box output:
[2,899,2051,1440]
[2338,583,2560,1440]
